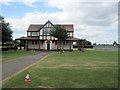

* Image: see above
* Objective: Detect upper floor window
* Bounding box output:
[67,32,73,37]
[32,32,38,36]
[43,27,54,35]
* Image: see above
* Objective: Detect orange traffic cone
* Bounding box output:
[25,72,31,82]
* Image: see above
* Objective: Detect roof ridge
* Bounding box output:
[30,24,73,26]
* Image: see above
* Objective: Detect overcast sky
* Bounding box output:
[1,0,119,44]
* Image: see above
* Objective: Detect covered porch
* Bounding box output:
[15,37,84,52]
[67,37,84,52]
[15,37,39,51]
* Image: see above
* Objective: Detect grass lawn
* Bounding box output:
[3,50,118,88]
[2,50,37,62]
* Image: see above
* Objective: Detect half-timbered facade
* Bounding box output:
[15,20,84,51]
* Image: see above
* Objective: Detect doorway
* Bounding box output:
[47,43,50,51]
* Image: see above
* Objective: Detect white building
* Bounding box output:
[15,20,84,51]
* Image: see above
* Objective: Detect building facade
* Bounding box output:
[15,20,84,51]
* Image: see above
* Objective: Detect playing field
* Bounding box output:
[2,51,37,62]
[2,50,118,88]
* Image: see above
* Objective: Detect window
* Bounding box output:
[32,40,34,44]
[67,32,73,37]
[70,32,73,37]
[32,32,38,36]
[43,27,54,35]
[49,23,51,27]
[43,28,50,34]
[67,32,70,37]
[35,41,37,44]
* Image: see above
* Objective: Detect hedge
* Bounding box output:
[73,45,93,48]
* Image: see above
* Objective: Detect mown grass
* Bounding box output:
[3,50,118,88]
[2,50,37,62]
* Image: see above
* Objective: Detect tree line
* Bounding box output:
[0,16,13,50]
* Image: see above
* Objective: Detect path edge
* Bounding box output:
[2,53,49,83]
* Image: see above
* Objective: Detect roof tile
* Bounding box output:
[27,24,74,32]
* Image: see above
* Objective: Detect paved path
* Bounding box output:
[2,51,50,80]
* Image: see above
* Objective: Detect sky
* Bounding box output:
[0,0,119,44]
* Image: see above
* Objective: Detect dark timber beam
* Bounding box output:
[27,40,28,51]
[24,41,25,50]
[15,39,16,51]
[20,40,22,50]
[82,41,84,52]
[57,40,58,50]
[39,40,40,50]
[70,41,71,51]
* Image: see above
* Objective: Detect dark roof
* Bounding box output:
[27,24,43,31]
[55,24,74,31]
[15,37,39,40]
[27,24,74,32]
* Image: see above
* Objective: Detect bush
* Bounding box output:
[84,45,93,48]
[73,45,93,48]
[2,47,15,51]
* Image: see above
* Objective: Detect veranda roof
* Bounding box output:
[15,37,39,40]
[15,37,83,41]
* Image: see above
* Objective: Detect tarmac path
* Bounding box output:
[2,51,50,80]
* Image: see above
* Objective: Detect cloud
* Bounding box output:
[5,1,118,44]
[1,0,38,7]
[22,0,38,7]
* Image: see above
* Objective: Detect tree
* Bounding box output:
[113,41,117,46]
[0,16,13,45]
[50,25,68,52]
[93,43,96,45]
[83,39,92,46]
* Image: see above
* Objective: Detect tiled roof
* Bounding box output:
[27,24,74,32]
[27,24,43,31]
[55,24,74,31]
[15,37,39,40]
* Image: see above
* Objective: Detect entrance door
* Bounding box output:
[47,43,50,51]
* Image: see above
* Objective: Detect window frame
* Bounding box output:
[31,32,38,36]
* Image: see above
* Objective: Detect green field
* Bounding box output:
[2,50,37,62]
[3,50,118,88]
